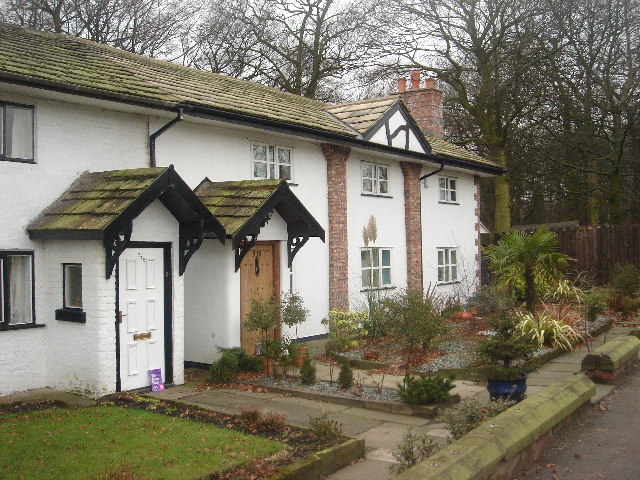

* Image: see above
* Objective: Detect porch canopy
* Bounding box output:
[27,165,225,277]
[194,179,325,271]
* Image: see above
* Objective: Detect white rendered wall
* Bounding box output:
[421,169,479,299]
[129,200,184,387]
[346,152,409,310]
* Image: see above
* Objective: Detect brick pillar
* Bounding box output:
[401,161,424,292]
[474,175,482,290]
[323,144,350,310]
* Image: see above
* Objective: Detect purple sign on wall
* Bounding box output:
[148,368,165,392]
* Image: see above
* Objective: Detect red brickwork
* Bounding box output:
[401,161,424,292]
[474,175,482,290]
[322,143,351,310]
[398,72,444,139]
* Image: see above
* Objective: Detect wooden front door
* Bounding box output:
[240,242,280,355]
[118,247,166,391]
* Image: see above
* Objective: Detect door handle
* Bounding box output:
[117,311,127,323]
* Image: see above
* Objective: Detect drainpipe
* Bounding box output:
[149,108,184,167]
[419,157,445,182]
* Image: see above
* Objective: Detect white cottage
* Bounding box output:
[0,25,503,396]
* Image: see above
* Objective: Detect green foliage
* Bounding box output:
[546,278,585,304]
[323,309,368,351]
[280,291,309,329]
[475,314,538,378]
[300,355,317,385]
[308,414,343,440]
[485,227,572,311]
[244,295,280,341]
[209,347,262,383]
[397,375,456,405]
[467,286,517,318]
[516,311,582,351]
[379,289,449,378]
[582,288,608,321]
[389,428,439,475]
[611,264,640,296]
[337,362,354,389]
[362,291,388,338]
[444,398,516,440]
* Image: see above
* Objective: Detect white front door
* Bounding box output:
[118,248,165,391]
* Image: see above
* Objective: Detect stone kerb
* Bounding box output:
[581,335,640,384]
[395,374,595,480]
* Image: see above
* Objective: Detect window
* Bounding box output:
[439,176,457,203]
[251,142,292,180]
[1,103,34,162]
[56,264,86,323]
[0,252,35,328]
[361,161,389,195]
[361,247,391,289]
[437,248,459,284]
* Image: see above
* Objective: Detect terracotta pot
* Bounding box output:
[294,345,308,367]
[261,356,273,375]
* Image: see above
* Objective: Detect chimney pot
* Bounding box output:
[425,78,436,89]
[410,70,420,90]
[397,77,407,93]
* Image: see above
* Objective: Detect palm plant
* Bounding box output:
[485,227,571,312]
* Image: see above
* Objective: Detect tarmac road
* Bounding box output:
[523,361,640,480]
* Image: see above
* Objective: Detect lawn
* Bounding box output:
[0,405,285,480]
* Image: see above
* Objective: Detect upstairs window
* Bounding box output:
[361,161,389,195]
[251,142,292,181]
[1,103,34,163]
[439,176,457,203]
[0,252,35,328]
[361,247,392,289]
[437,247,459,284]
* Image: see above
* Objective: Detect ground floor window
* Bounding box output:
[437,247,458,284]
[0,251,35,327]
[361,247,391,289]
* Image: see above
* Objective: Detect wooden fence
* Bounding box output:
[482,224,640,285]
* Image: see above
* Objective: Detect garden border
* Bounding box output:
[330,320,613,381]
[248,380,458,418]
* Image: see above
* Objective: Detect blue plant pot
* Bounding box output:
[487,373,528,402]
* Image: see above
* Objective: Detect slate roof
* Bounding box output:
[27,166,224,240]
[195,179,324,247]
[0,23,353,136]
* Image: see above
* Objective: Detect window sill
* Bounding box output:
[0,157,35,164]
[361,193,393,199]
[438,201,460,205]
[360,286,396,292]
[56,308,87,323]
[436,281,461,286]
[0,322,45,331]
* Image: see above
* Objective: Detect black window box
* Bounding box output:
[56,308,86,323]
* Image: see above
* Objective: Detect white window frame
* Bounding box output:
[251,141,293,181]
[437,247,459,284]
[0,101,35,164]
[361,247,392,289]
[361,161,389,196]
[0,251,36,329]
[63,263,83,310]
[438,176,458,204]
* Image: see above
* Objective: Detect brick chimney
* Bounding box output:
[396,70,444,139]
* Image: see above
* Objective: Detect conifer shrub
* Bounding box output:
[300,355,317,385]
[337,362,354,389]
[397,375,456,405]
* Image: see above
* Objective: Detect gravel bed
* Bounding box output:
[258,376,403,403]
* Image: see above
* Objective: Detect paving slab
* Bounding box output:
[326,411,385,436]
[178,391,267,410]
[366,447,397,463]
[268,394,349,413]
[358,422,432,451]
[539,361,582,372]
[340,406,431,426]
[326,458,394,480]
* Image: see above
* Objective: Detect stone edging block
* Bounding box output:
[581,335,640,372]
[395,373,595,480]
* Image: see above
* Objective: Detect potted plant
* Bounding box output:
[475,313,538,401]
[244,295,280,374]
[280,291,310,367]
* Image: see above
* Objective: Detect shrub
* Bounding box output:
[389,428,438,475]
[546,278,585,304]
[397,375,456,405]
[323,309,368,351]
[467,286,517,319]
[362,291,388,338]
[308,413,343,440]
[238,407,263,429]
[582,288,608,321]
[444,398,516,440]
[516,311,582,351]
[611,264,640,297]
[209,347,263,383]
[337,362,354,389]
[238,407,287,433]
[300,355,317,385]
